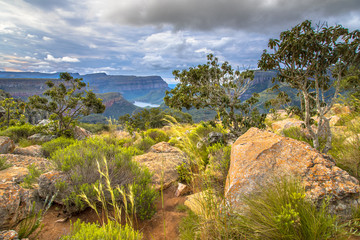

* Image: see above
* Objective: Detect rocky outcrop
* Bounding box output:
[0,154,50,171]
[0,137,15,154]
[38,171,70,205]
[0,182,34,230]
[133,142,187,190]
[0,167,29,183]
[225,127,360,218]
[13,145,43,158]
[27,134,56,142]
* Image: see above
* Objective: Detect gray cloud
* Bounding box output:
[101,0,360,32]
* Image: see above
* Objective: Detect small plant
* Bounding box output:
[0,123,39,142]
[135,136,155,152]
[177,163,192,184]
[21,164,43,189]
[0,156,12,170]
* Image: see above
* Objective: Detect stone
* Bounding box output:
[27,134,56,142]
[175,183,191,197]
[184,191,213,217]
[329,115,342,127]
[37,119,51,126]
[208,132,223,145]
[0,182,34,230]
[0,167,29,183]
[0,230,19,240]
[13,145,43,158]
[225,127,360,218]
[73,126,91,140]
[133,142,187,190]
[328,104,351,116]
[271,118,304,133]
[0,137,15,154]
[38,171,70,205]
[0,154,50,171]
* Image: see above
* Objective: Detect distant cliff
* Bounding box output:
[0,71,168,101]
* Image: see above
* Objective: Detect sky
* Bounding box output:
[0,0,359,83]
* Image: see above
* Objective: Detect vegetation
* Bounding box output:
[41,136,77,157]
[0,123,39,142]
[165,54,266,137]
[259,20,360,153]
[29,72,105,136]
[0,156,11,170]
[0,97,26,128]
[21,164,43,189]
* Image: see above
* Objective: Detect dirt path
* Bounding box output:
[35,185,187,240]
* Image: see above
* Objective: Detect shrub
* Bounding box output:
[77,122,110,134]
[42,136,77,158]
[0,123,39,142]
[50,137,156,218]
[134,136,155,152]
[21,164,43,189]
[60,220,142,240]
[0,156,11,170]
[144,128,169,143]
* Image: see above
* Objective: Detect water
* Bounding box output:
[133,101,160,108]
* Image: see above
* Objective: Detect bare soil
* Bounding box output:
[34,185,187,240]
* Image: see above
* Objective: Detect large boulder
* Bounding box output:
[38,171,70,205]
[13,145,43,158]
[133,142,187,190]
[0,182,34,230]
[225,127,360,218]
[0,154,50,171]
[0,137,15,154]
[0,167,29,183]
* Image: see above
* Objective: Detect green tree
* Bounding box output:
[164,54,266,136]
[29,73,105,135]
[264,85,291,120]
[0,98,26,128]
[259,20,360,153]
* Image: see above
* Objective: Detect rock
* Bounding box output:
[0,167,29,183]
[184,191,212,216]
[225,127,360,218]
[0,182,34,230]
[27,133,56,142]
[133,142,187,190]
[271,118,304,133]
[224,132,237,145]
[328,104,351,116]
[13,145,43,157]
[329,115,342,127]
[37,119,51,126]
[208,132,223,145]
[0,154,50,171]
[0,137,15,154]
[38,171,70,205]
[0,230,19,240]
[73,126,91,140]
[175,183,191,197]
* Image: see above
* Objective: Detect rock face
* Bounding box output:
[0,182,34,230]
[0,167,29,183]
[13,145,43,157]
[0,154,49,171]
[38,171,70,205]
[225,127,360,218]
[133,142,187,190]
[0,137,15,154]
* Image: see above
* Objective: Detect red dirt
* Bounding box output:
[34,185,187,240]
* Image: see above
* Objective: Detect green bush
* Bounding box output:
[42,136,77,158]
[60,220,142,240]
[21,164,43,189]
[0,123,39,142]
[50,136,156,218]
[144,128,169,143]
[134,136,155,152]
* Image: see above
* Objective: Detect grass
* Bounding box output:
[0,156,12,170]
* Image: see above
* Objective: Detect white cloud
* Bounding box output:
[42,36,52,41]
[45,54,80,63]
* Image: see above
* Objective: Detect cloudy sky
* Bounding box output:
[1,0,359,82]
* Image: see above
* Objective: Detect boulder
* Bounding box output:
[13,145,43,158]
[38,171,70,205]
[329,115,342,127]
[0,182,34,230]
[0,154,50,171]
[0,137,15,154]
[0,230,19,240]
[73,126,91,140]
[175,183,191,197]
[0,167,29,183]
[133,142,187,190]
[37,119,52,126]
[208,132,223,145]
[225,127,360,218]
[271,118,304,133]
[27,133,56,142]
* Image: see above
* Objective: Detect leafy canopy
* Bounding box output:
[29,72,105,135]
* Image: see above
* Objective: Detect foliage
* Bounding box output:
[134,136,156,152]
[21,164,43,189]
[60,220,142,240]
[77,122,110,134]
[119,107,192,131]
[283,127,313,146]
[0,156,11,170]
[177,162,192,184]
[0,123,39,142]
[143,128,169,143]
[165,54,266,136]
[0,97,26,128]
[42,136,77,158]
[28,72,105,136]
[341,66,360,100]
[265,84,292,120]
[259,20,360,153]
[50,136,156,217]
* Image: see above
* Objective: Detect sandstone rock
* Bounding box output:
[37,119,52,126]
[0,167,29,183]
[0,230,19,240]
[0,137,15,154]
[0,154,50,171]
[13,145,43,158]
[271,118,304,133]
[175,183,191,197]
[225,127,360,218]
[0,182,34,230]
[133,142,187,190]
[329,115,342,127]
[73,126,91,140]
[38,171,70,205]
[27,133,56,142]
[184,191,213,217]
